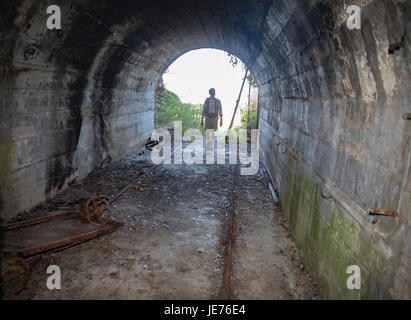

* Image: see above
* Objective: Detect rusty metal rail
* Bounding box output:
[0,211,75,232]
[108,165,159,204]
[0,162,160,296]
[0,211,123,258]
[0,209,122,296]
[219,165,238,300]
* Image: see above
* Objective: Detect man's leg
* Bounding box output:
[206,129,214,151]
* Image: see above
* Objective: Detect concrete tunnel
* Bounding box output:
[0,0,410,299]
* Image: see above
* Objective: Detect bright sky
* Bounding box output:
[162,49,250,130]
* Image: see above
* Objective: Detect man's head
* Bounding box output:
[209,88,216,96]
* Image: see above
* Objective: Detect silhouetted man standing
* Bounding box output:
[201,88,223,151]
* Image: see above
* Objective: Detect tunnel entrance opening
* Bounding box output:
[155,48,259,132]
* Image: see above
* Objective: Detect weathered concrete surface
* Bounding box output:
[1,0,410,299]
[258,1,411,299]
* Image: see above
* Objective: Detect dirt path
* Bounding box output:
[4,145,320,300]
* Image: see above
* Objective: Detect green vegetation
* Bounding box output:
[0,142,16,214]
[156,88,203,133]
[239,106,257,130]
[229,105,257,143]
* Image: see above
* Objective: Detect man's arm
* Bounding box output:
[218,100,223,127]
[201,99,207,126]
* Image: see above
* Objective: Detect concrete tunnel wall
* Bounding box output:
[0,0,410,299]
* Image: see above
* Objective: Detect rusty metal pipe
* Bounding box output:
[368,208,398,217]
[321,193,333,200]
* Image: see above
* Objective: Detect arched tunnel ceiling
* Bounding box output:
[1,0,347,89]
[2,0,273,83]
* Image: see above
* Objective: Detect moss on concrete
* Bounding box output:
[281,161,389,299]
[0,142,16,218]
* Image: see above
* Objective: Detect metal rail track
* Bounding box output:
[219,164,238,300]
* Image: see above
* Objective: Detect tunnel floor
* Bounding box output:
[6,144,320,300]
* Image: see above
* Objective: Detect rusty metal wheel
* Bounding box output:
[80,195,111,226]
[0,257,31,296]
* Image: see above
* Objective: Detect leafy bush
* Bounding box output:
[240,106,257,130]
[156,89,204,133]
[234,106,257,143]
